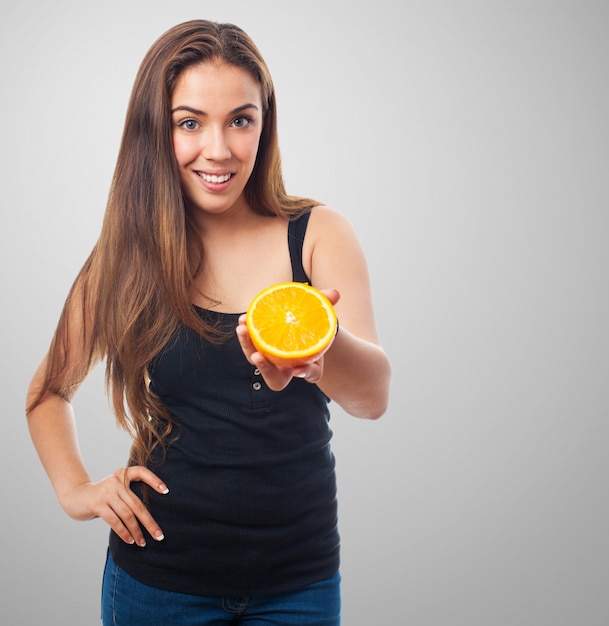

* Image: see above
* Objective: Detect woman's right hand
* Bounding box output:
[59,466,168,547]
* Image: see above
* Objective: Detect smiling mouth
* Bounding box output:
[196,172,233,183]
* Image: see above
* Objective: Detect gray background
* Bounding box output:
[1,0,608,624]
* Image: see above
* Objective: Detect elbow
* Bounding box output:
[358,361,391,420]
[369,400,389,420]
[326,351,392,420]
[357,398,389,420]
[343,381,391,421]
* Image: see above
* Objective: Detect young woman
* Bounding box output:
[26,19,391,626]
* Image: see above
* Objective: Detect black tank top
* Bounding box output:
[109,210,340,596]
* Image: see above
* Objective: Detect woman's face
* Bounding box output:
[171,61,263,217]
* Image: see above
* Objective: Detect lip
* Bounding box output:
[194,170,234,192]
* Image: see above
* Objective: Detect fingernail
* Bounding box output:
[159,483,169,494]
[155,531,165,541]
[138,539,146,547]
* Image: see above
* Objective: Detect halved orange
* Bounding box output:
[245,282,338,368]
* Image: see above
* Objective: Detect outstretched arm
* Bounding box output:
[305,206,391,419]
[236,206,391,419]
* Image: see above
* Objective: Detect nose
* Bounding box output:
[202,126,231,161]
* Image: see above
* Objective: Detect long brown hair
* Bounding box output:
[29,20,316,467]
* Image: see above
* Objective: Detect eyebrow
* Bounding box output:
[170,103,260,116]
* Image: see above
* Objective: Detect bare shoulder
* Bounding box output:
[304,205,378,342]
[305,205,360,252]
[308,204,354,230]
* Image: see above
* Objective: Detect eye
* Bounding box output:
[177,118,200,131]
[231,115,252,128]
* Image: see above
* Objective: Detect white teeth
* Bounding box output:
[199,172,231,183]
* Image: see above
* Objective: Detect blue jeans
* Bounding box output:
[101,550,341,625]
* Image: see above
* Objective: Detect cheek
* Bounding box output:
[172,135,195,166]
[239,135,262,167]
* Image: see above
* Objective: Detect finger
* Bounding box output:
[293,360,323,384]
[319,288,340,306]
[250,353,293,391]
[100,502,140,546]
[120,468,167,543]
[235,321,257,363]
[124,465,169,495]
[120,489,167,546]
[107,468,166,545]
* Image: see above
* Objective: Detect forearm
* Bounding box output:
[26,390,168,544]
[26,392,93,514]
[319,326,391,420]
